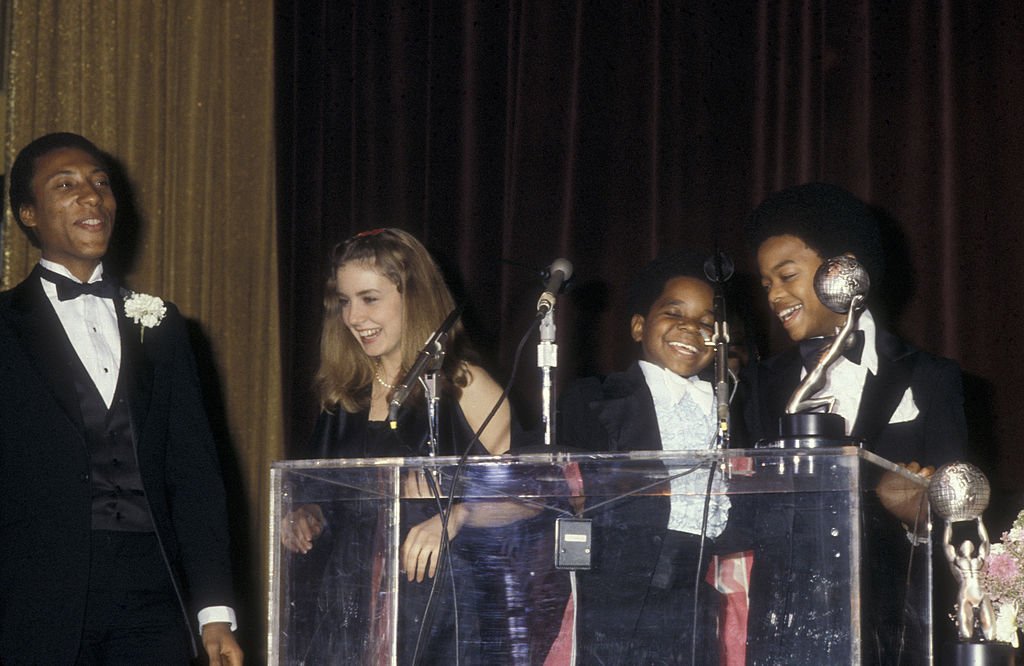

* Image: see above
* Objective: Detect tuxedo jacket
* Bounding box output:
[558,362,664,456]
[741,327,966,466]
[557,363,723,657]
[0,268,234,663]
[739,328,966,664]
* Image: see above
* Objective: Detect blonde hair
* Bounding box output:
[316,228,471,412]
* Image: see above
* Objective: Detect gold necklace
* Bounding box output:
[373,361,397,390]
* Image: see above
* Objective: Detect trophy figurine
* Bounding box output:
[776,255,869,441]
[929,462,1016,664]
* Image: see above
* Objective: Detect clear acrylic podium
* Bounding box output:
[268,447,933,665]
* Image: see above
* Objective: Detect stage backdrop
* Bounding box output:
[277,1,1024,503]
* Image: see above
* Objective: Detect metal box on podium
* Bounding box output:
[268,448,933,664]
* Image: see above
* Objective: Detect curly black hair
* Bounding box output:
[628,248,711,317]
[745,182,884,285]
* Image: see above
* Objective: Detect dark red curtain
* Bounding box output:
[276,1,1024,499]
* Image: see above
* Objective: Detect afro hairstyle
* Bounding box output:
[745,182,884,285]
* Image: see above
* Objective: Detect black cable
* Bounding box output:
[410,465,460,665]
[688,367,736,666]
[690,457,719,666]
[412,312,543,661]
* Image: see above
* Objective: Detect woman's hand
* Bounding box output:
[400,504,467,582]
[281,504,326,554]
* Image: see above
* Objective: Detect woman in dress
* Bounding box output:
[281,228,511,663]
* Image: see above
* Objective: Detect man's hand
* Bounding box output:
[877,461,934,533]
[201,622,243,666]
[281,504,325,554]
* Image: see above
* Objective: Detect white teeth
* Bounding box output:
[777,304,802,321]
[357,328,380,338]
[668,341,699,354]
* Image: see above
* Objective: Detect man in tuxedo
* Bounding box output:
[0,133,243,664]
[740,182,966,663]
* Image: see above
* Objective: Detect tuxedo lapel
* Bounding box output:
[756,348,803,438]
[115,291,154,435]
[2,271,88,433]
[592,364,662,451]
[851,331,914,449]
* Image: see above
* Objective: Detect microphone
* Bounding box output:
[703,250,735,284]
[387,305,465,428]
[536,258,573,315]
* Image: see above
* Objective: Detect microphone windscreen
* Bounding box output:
[548,258,574,281]
[703,251,734,283]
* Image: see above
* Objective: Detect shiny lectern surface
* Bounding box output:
[268,448,932,665]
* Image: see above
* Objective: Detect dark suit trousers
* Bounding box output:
[578,529,721,665]
[76,531,189,666]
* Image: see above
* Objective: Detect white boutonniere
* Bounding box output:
[123,292,167,341]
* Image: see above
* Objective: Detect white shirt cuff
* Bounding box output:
[197,606,238,632]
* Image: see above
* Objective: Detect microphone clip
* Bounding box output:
[387,305,464,428]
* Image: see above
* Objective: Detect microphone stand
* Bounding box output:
[422,354,442,457]
[710,305,730,450]
[692,251,732,666]
[537,308,557,446]
[706,260,731,450]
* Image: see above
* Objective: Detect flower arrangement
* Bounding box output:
[123,292,167,341]
[982,509,1024,647]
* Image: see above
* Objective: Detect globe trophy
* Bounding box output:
[929,462,1016,665]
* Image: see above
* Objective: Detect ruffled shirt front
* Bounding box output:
[639,361,729,538]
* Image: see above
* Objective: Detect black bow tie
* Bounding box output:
[38,266,119,301]
[799,330,866,372]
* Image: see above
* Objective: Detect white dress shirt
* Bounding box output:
[39,259,121,408]
[802,309,880,436]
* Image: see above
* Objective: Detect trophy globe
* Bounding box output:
[814,255,871,314]
[927,462,991,522]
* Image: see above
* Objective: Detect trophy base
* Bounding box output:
[946,641,1017,666]
[754,413,861,449]
[777,412,846,439]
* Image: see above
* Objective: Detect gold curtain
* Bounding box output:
[3,0,280,644]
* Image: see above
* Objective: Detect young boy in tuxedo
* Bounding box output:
[741,182,966,664]
[557,250,728,664]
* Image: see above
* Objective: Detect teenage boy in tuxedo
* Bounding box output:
[557,251,728,664]
[741,182,966,664]
[0,133,242,664]
[743,181,966,465]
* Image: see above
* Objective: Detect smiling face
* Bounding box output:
[336,260,405,371]
[631,276,716,378]
[757,234,846,341]
[19,147,116,282]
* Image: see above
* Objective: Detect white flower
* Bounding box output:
[995,600,1020,648]
[123,292,167,340]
